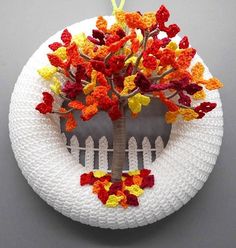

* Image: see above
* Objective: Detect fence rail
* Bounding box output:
[62,133,165,171]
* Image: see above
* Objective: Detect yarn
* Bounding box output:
[9,16,223,229]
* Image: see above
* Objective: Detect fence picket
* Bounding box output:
[155,136,164,159]
[98,136,108,171]
[142,137,152,168]
[128,137,138,170]
[85,136,94,170]
[65,135,164,170]
[70,135,80,162]
[61,133,67,145]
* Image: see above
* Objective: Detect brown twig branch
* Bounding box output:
[149,28,160,37]
[104,52,114,65]
[81,79,90,85]
[120,88,140,99]
[107,77,121,98]
[150,68,175,81]
[167,91,178,99]
[125,52,133,61]
[59,94,71,101]
[79,52,91,61]
[144,90,178,99]
[144,92,194,109]
[132,31,149,74]
[52,108,74,115]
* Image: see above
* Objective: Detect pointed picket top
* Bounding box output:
[98,136,109,171]
[70,135,80,162]
[61,132,67,145]
[142,137,152,168]
[85,136,94,170]
[155,136,164,158]
[65,135,165,170]
[128,137,138,170]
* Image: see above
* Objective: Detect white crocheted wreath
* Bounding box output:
[9,17,223,229]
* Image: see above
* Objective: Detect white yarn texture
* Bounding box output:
[9,17,223,229]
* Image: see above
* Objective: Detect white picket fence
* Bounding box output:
[62,133,165,171]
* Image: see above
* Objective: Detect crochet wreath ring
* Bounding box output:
[9,17,223,229]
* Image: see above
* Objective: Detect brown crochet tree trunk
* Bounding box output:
[111,105,126,182]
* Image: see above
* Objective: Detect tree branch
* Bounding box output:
[79,51,91,61]
[52,108,74,115]
[59,94,71,101]
[125,52,133,61]
[167,91,178,99]
[81,79,90,85]
[104,52,114,65]
[107,77,121,98]
[120,88,140,99]
[144,90,178,99]
[149,28,159,37]
[132,31,149,74]
[150,67,175,81]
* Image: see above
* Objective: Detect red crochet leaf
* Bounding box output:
[48,42,63,51]
[47,54,65,68]
[61,29,72,46]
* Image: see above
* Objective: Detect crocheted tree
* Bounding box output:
[36,5,223,184]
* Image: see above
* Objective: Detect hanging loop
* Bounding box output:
[111,0,126,14]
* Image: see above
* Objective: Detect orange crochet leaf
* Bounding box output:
[47,53,66,68]
[191,62,205,82]
[125,12,146,30]
[81,104,98,121]
[202,77,223,90]
[65,113,77,132]
[66,43,83,67]
[96,16,107,32]
[68,100,84,110]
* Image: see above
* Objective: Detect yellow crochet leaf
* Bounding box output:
[121,176,126,181]
[104,182,112,191]
[167,41,178,51]
[83,82,96,95]
[124,47,132,56]
[137,34,143,43]
[82,40,95,57]
[50,77,61,95]
[121,75,136,95]
[91,70,98,84]
[137,94,151,106]
[175,49,182,56]
[128,170,140,176]
[72,32,86,47]
[53,47,67,60]
[83,70,97,95]
[128,98,142,114]
[93,170,107,178]
[193,89,206,100]
[128,93,150,114]
[126,185,144,197]
[125,56,137,66]
[38,66,57,80]
[105,195,123,208]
